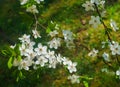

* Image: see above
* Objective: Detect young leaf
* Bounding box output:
[7,57,13,69]
[83,81,89,87]
[46,27,51,33]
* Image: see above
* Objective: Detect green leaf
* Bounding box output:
[1,50,7,55]
[83,81,89,87]
[19,71,23,78]
[16,76,19,82]
[17,55,22,61]
[46,27,51,33]
[7,57,13,69]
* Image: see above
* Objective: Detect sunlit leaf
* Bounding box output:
[7,57,13,69]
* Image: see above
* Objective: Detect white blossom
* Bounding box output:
[62,30,73,41]
[48,57,58,69]
[67,61,77,73]
[26,5,39,14]
[62,57,70,65]
[35,56,48,67]
[91,0,105,5]
[49,30,58,37]
[32,29,41,39]
[56,54,63,64]
[101,10,106,17]
[34,0,44,4]
[82,1,94,11]
[68,74,80,84]
[18,58,33,70]
[88,48,98,57]
[110,19,119,32]
[89,16,101,28]
[35,43,47,55]
[20,0,28,5]
[102,52,110,62]
[19,34,30,43]
[109,41,120,55]
[48,38,61,49]
[116,68,120,76]
[19,44,27,56]
[25,49,36,59]
[10,44,16,49]
[13,58,20,67]
[46,50,55,59]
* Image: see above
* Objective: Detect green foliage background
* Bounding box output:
[0,0,120,87]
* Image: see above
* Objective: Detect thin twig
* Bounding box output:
[33,14,46,30]
[94,3,112,43]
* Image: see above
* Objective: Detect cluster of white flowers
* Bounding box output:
[82,0,106,28]
[20,0,44,14]
[47,21,75,49]
[11,29,79,82]
[13,32,77,73]
[82,0,105,11]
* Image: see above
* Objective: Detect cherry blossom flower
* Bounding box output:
[19,34,30,43]
[26,5,39,14]
[62,57,70,65]
[89,16,101,28]
[25,49,36,59]
[116,68,120,76]
[62,30,74,42]
[48,57,58,68]
[56,54,63,64]
[88,48,98,57]
[35,56,48,67]
[82,1,94,11]
[68,74,80,84]
[13,58,20,67]
[49,30,58,37]
[20,0,28,5]
[91,0,105,5]
[18,58,33,70]
[35,43,47,55]
[67,61,77,73]
[34,0,44,4]
[48,38,61,49]
[102,52,110,62]
[19,44,27,56]
[101,10,106,17]
[46,50,55,59]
